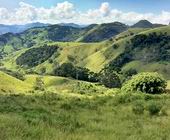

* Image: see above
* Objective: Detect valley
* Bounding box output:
[0,19,170,139]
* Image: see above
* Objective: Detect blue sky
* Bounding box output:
[0,0,170,25]
[1,0,170,13]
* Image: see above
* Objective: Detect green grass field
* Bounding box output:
[0,91,170,140]
[167,81,170,90]
[0,70,169,139]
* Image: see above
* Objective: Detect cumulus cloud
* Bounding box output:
[0,1,170,25]
[100,2,110,16]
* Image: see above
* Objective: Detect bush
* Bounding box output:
[147,101,162,116]
[132,101,145,115]
[34,77,45,91]
[122,72,167,94]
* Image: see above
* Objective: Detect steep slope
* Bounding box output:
[79,22,128,42]
[108,26,170,79]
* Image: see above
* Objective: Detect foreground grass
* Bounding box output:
[0,92,170,140]
[167,80,170,90]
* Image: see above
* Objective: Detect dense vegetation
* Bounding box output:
[107,32,170,72]
[16,45,58,67]
[54,63,99,82]
[0,20,170,140]
[122,72,167,94]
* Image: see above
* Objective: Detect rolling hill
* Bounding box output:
[0,71,31,93]
[0,26,169,79]
[0,22,128,54]
[0,20,170,140]
[0,20,169,80]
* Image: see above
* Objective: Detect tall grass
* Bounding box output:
[0,92,170,140]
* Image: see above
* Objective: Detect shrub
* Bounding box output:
[34,77,45,91]
[132,101,145,114]
[147,101,162,116]
[122,72,167,94]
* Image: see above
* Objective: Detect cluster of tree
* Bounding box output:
[131,32,170,61]
[53,63,99,82]
[16,44,58,67]
[53,63,138,89]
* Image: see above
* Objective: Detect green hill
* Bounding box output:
[0,22,128,56]
[0,71,32,93]
[131,20,165,28]
[0,21,170,140]
[78,22,128,42]
[0,23,170,80]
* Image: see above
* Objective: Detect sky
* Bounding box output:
[0,0,170,25]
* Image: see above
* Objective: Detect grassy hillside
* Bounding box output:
[0,23,170,139]
[107,25,170,79]
[1,26,170,79]
[167,81,170,90]
[0,71,31,93]
[0,69,169,140]
[0,89,170,140]
[78,22,128,42]
[0,22,128,56]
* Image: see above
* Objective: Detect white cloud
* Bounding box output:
[100,2,110,16]
[0,1,170,25]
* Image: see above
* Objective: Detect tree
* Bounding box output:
[54,63,76,78]
[100,69,121,88]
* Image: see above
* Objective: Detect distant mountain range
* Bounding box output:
[0,22,49,35]
[0,20,167,52]
[58,23,87,28]
[0,22,87,35]
[0,20,166,35]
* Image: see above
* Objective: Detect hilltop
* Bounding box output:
[131,20,165,28]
